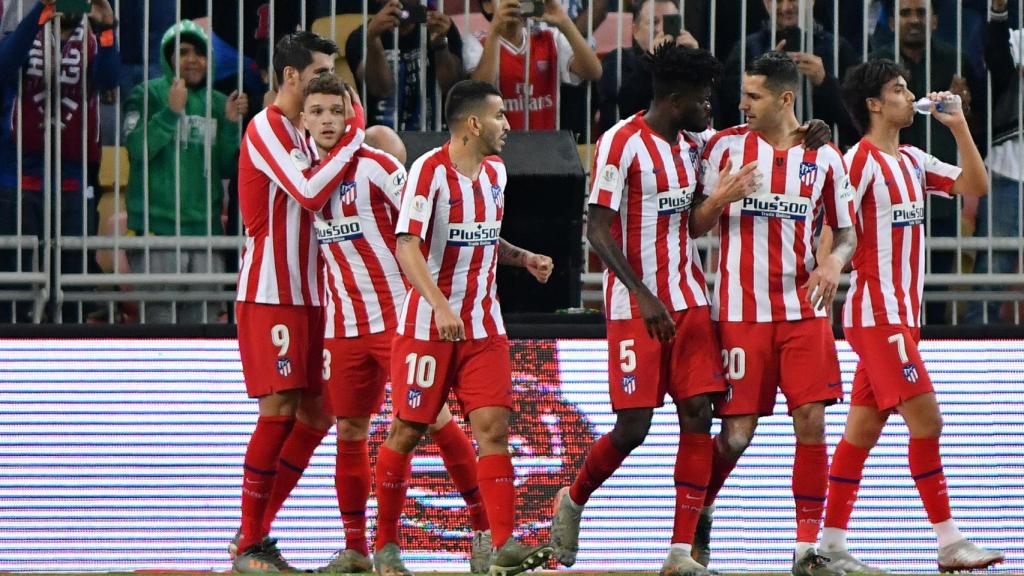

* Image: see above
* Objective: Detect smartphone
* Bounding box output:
[662,14,681,39]
[400,4,428,24]
[519,0,546,18]
[56,0,92,13]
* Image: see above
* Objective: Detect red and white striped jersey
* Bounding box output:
[318,145,408,338]
[842,140,961,328]
[588,113,711,320]
[395,143,507,341]
[236,104,364,306]
[703,125,856,322]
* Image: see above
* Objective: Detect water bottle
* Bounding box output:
[914,95,962,115]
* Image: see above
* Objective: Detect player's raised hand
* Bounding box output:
[434,302,466,341]
[928,90,968,130]
[636,289,675,342]
[526,253,554,283]
[796,119,832,149]
[803,254,843,311]
[713,158,760,204]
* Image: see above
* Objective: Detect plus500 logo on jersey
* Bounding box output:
[892,201,925,227]
[657,186,695,215]
[740,193,812,220]
[315,215,363,244]
[447,221,502,246]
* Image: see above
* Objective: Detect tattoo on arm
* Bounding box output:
[829,227,857,267]
[397,234,418,246]
[497,238,527,267]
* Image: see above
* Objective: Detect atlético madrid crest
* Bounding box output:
[276,357,292,377]
[903,363,919,384]
[340,181,357,205]
[407,389,422,409]
[800,161,818,186]
[621,374,636,395]
[491,183,503,208]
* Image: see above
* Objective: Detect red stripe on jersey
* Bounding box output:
[298,211,314,306]
[846,144,874,328]
[369,181,399,332]
[795,147,819,319]
[457,179,487,331]
[478,162,500,337]
[431,169,465,340]
[896,155,923,323]
[639,132,673,305]
[717,147,734,319]
[739,134,760,318]
[870,149,910,323]
[768,149,787,320]
[271,189,292,304]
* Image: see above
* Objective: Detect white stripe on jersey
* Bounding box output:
[588,114,709,320]
[704,125,855,323]
[396,144,507,341]
[320,146,407,338]
[842,141,961,328]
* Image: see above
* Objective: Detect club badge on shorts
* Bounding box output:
[621,374,636,395]
[407,389,422,409]
[276,357,293,377]
[903,363,919,384]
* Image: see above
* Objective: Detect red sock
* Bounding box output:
[569,434,628,505]
[261,421,328,534]
[672,433,712,544]
[431,419,489,531]
[239,415,295,553]
[704,438,738,506]
[374,445,412,551]
[477,454,516,549]
[337,439,371,556]
[793,442,828,544]
[824,438,870,530]
[909,437,952,523]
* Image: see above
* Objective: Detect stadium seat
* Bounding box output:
[98,146,130,193]
[312,15,363,88]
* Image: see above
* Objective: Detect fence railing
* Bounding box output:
[0,0,1022,324]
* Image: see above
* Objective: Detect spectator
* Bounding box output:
[0,0,119,323]
[597,0,697,134]
[560,0,608,37]
[346,0,464,130]
[123,20,247,323]
[968,0,1022,324]
[716,0,858,145]
[873,0,984,324]
[464,0,601,130]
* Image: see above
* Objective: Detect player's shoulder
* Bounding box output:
[897,143,928,162]
[357,143,404,173]
[816,142,846,165]
[705,124,749,152]
[596,115,644,155]
[844,140,880,171]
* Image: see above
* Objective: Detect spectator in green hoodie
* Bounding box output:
[123,19,249,323]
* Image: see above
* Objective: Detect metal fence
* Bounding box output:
[0,0,1021,324]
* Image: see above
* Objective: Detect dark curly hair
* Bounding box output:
[841,58,908,133]
[273,30,338,85]
[641,42,723,99]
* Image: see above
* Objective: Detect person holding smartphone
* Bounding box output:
[463,0,602,130]
[596,0,697,134]
[345,0,465,130]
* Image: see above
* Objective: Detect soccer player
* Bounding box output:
[819,59,1003,574]
[372,79,555,576]
[549,44,747,576]
[691,51,857,576]
[286,72,492,574]
[231,31,365,572]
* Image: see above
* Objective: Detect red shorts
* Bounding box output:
[715,318,843,416]
[236,302,325,398]
[606,307,727,411]
[390,334,513,424]
[845,324,933,411]
[322,331,394,418]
